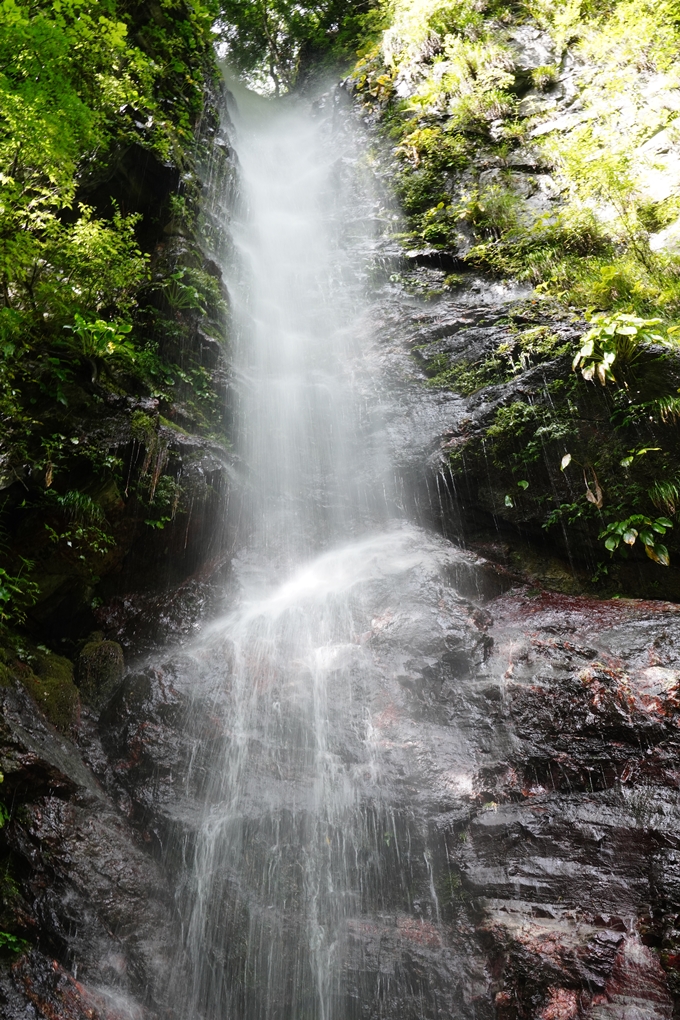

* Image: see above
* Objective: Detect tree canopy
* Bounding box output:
[217,0,382,94]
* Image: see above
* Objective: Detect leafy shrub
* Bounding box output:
[600,514,673,565]
[44,490,114,559]
[64,315,135,362]
[0,562,39,625]
[0,931,28,955]
[572,313,665,384]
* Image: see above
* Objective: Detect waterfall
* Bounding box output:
[169,83,480,1020]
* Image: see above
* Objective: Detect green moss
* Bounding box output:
[425,353,508,394]
[422,325,570,394]
[20,649,79,733]
[130,410,156,443]
[76,637,124,709]
[159,416,190,435]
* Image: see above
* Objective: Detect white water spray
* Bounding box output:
[171,84,470,1020]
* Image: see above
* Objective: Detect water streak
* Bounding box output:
[174,84,464,1020]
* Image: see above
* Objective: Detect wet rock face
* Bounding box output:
[80,534,680,1019]
[2,530,680,1018]
[368,280,680,600]
[449,592,680,1019]
[77,636,125,709]
[0,680,180,1018]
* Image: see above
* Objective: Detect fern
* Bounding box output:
[649,480,680,516]
[653,396,680,423]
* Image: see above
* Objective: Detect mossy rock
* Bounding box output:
[76,637,124,709]
[21,650,79,733]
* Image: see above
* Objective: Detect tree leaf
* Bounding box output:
[646,543,670,566]
[622,529,637,545]
[560,453,572,470]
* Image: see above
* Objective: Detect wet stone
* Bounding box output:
[76,634,125,709]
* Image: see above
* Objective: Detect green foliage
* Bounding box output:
[158,270,208,313]
[572,313,665,385]
[0,931,28,954]
[531,64,558,89]
[649,479,680,515]
[600,514,673,565]
[0,0,154,320]
[424,326,569,394]
[64,315,135,362]
[217,0,379,93]
[351,0,680,321]
[0,561,39,625]
[43,489,114,559]
[143,474,182,529]
[425,352,507,393]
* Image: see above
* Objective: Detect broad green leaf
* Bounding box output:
[646,543,670,566]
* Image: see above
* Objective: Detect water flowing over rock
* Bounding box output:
[2,83,680,1020]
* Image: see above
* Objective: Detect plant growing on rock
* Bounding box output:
[572,313,665,384]
[600,514,673,565]
[43,489,115,560]
[63,315,136,380]
[0,562,39,624]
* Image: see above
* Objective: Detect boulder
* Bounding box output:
[76,635,125,709]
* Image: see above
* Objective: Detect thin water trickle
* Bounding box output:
[170,83,476,1020]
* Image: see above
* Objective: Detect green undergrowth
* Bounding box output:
[343,0,680,588]
[0,0,232,627]
[424,306,680,581]
[349,0,680,321]
[0,854,31,956]
[423,323,570,393]
[0,632,79,730]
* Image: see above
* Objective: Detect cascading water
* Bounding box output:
[169,84,489,1020]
